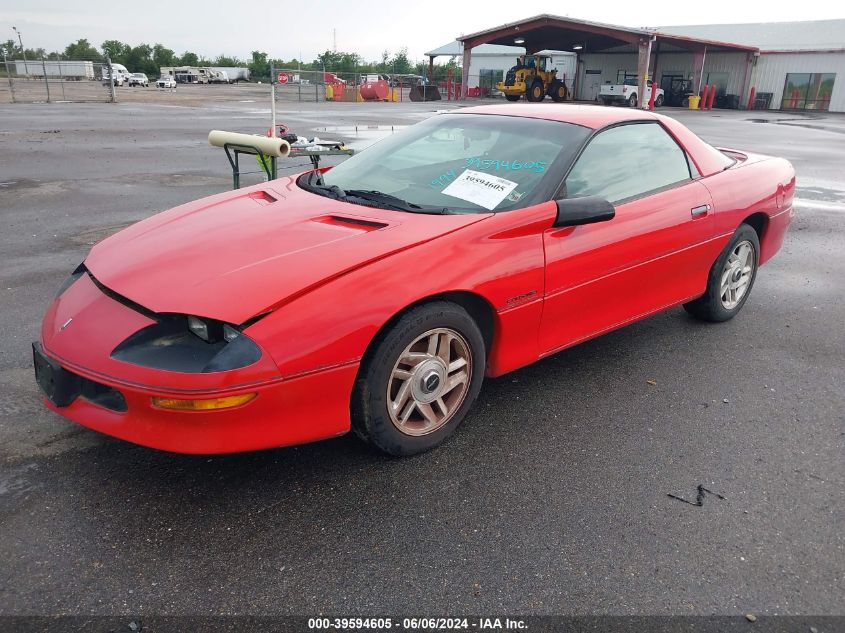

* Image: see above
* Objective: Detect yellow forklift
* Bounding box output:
[496,54,568,102]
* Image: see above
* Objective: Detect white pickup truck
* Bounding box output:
[599,78,664,108]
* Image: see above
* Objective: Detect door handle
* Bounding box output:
[691,204,711,218]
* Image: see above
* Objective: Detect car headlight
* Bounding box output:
[111,315,262,373]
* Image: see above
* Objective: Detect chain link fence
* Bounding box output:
[269,68,513,103]
[1,58,552,105]
[0,56,119,103]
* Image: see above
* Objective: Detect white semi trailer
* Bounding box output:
[211,67,250,83]
[14,60,95,80]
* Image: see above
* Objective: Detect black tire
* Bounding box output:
[526,80,545,102]
[628,94,638,108]
[351,302,486,456]
[550,80,567,102]
[684,224,760,322]
[655,94,664,107]
[505,94,521,102]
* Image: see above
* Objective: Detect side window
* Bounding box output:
[565,123,692,203]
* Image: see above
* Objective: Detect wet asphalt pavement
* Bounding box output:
[0,100,843,616]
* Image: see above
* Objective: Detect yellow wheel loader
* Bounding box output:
[496,54,568,103]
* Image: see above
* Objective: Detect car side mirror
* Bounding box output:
[554,196,615,227]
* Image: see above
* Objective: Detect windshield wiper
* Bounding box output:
[302,173,448,214]
[303,171,346,198]
[342,189,448,214]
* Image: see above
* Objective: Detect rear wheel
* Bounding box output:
[628,94,638,108]
[351,302,485,456]
[526,80,545,102]
[505,94,521,102]
[550,80,567,102]
[655,94,664,107]
[684,224,760,322]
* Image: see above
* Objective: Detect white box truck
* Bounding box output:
[102,63,132,86]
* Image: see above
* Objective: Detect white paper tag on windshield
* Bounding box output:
[441,170,518,210]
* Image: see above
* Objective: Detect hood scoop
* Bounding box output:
[247,190,278,205]
[311,215,388,232]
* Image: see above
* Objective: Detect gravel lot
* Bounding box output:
[0,99,842,617]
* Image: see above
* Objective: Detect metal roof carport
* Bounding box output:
[457,14,758,105]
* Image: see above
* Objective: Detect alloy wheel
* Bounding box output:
[387,328,472,436]
[720,240,755,309]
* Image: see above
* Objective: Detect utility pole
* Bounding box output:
[333,28,337,53]
[12,26,26,73]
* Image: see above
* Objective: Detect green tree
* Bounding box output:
[101,40,129,64]
[248,50,269,79]
[214,54,242,67]
[2,39,20,59]
[64,38,101,61]
[153,44,176,69]
[179,51,199,66]
[124,43,156,74]
[390,48,412,75]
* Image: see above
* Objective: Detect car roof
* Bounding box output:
[453,103,660,130]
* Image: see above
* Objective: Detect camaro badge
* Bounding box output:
[60,318,73,331]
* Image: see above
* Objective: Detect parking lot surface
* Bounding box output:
[1,100,843,615]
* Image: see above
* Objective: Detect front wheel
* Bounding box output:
[550,80,567,102]
[684,224,760,322]
[655,94,664,107]
[351,302,485,456]
[526,80,545,102]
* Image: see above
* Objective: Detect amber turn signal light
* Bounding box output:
[151,393,257,411]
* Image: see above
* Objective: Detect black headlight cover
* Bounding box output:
[111,315,262,373]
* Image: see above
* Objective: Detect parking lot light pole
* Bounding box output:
[12,26,26,73]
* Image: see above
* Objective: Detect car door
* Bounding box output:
[540,121,718,355]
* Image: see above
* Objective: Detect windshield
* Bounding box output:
[311,113,589,213]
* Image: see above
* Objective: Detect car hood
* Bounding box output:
[85,179,489,323]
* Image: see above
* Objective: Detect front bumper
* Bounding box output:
[496,82,525,95]
[35,343,357,454]
[36,272,357,453]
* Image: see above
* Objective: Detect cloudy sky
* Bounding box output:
[1,0,841,63]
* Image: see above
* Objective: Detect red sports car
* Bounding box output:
[34,105,795,456]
